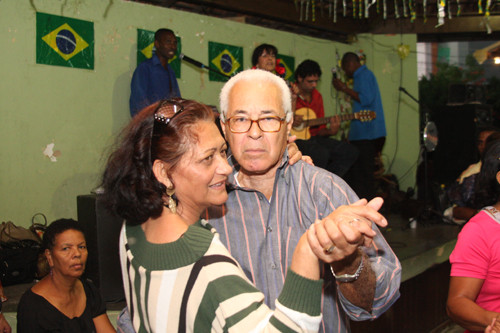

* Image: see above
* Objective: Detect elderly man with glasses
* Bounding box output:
[204,69,401,333]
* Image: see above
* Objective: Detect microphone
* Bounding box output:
[331,67,337,79]
[179,53,206,69]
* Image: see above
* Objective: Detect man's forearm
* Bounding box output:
[343,86,360,102]
[333,251,376,312]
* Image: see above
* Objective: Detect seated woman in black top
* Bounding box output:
[17,219,115,333]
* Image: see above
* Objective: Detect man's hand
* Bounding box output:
[292,114,304,128]
[332,77,347,92]
[0,314,11,333]
[329,116,340,136]
[307,197,386,264]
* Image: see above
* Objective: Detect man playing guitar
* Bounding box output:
[292,60,359,178]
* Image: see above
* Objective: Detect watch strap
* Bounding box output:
[330,254,364,283]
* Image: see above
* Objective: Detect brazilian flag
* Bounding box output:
[208,41,242,82]
[136,29,181,78]
[277,54,295,82]
[36,12,94,70]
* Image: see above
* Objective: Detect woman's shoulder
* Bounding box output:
[460,210,500,240]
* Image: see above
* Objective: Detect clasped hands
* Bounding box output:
[307,197,387,267]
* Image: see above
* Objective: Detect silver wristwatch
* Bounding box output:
[330,254,364,283]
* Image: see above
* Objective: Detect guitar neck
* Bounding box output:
[305,114,356,127]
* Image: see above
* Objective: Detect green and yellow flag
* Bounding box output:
[36,12,94,70]
[209,41,243,82]
[277,54,295,82]
[136,29,181,78]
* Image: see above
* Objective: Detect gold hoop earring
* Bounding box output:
[166,186,177,214]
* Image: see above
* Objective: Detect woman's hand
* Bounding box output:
[290,229,320,280]
[287,136,314,166]
[485,317,500,333]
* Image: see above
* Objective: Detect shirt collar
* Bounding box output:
[353,64,367,79]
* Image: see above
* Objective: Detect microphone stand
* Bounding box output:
[399,87,442,225]
[179,54,231,79]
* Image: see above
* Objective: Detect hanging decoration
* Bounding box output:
[436,0,445,27]
[423,0,427,22]
[478,0,483,14]
[397,44,410,60]
[409,0,416,22]
[394,0,400,19]
[357,49,366,64]
[334,0,338,22]
[485,0,491,17]
[293,0,475,28]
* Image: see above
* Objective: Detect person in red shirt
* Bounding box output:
[293,60,358,178]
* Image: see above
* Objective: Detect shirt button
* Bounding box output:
[271,264,276,269]
[267,226,272,232]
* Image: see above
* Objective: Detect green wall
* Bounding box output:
[0,0,419,227]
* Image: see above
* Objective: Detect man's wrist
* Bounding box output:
[331,254,364,283]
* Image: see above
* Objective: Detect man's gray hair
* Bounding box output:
[219,69,293,122]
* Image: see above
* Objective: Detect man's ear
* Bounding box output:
[286,118,293,136]
[153,160,173,188]
[220,119,227,139]
[496,170,500,185]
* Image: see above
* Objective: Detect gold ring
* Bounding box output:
[324,245,335,254]
[349,218,361,224]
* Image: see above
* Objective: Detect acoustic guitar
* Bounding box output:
[291,107,376,140]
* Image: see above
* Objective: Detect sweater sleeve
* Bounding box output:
[196,266,323,333]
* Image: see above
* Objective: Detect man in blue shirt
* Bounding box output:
[332,52,386,200]
[129,29,181,117]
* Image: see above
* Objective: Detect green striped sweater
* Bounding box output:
[119,220,323,332]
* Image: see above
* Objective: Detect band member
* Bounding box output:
[294,59,358,178]
[332,52,386,200]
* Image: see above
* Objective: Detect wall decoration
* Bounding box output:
[36,12,94,70]
[277,54,295,81]
[208,41,243,82]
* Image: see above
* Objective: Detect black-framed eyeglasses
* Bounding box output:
[225,116,285,133]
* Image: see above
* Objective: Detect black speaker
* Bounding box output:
[77,194,124,303]
[432,105,478,185]
[448,83,486,105]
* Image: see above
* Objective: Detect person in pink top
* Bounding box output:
[447,139,500,333]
